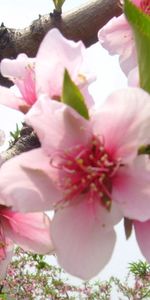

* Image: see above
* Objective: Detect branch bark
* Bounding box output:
[0,124,40,163]
[0,0,122,61]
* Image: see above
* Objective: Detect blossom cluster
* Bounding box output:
[0,0,150,281]
[2,247,150,300]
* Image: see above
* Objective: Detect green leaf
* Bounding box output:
[129,260,150,277]
[138,144,150,155]
[0,294,7,300]
[124,0,150,93]
[52,0,66,12]
[62,69,89,120]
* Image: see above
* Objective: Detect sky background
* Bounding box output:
[0,0,145,293]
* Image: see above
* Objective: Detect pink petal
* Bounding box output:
[2,210,54,254]
[36,28,85,98]
[26,96,92,154]
[1,54,36,106]
[98,14,137,75]
[134,220,150,261]
[132,0,140,4]
[51,198,116,280]
[112,156,150,221]
[131,0,142,8]
[128,67,139,87]
[0,86,25,110]
[0,149,61,212]
[1,54,34,81]
[80,84,94,107]
[92,88,150,162]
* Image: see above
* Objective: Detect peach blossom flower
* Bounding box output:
[0,208,53,278]
[134,219,150,262]
[98,14,137,77]
[0,88,150,279]
[98,0,150,80]
[0,29,93,112]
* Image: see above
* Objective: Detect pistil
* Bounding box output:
[52,137,120,209]
[140,0,150,14]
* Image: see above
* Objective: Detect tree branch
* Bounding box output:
[0,124,40,163]
[0,0,121,61]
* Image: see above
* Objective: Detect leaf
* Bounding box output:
[0,294,7,300]
[62,69,89,120]
[124,217,133,240]
[52,0,66,12]
[124,0,150,93]
[129,260,150,277]
[138,144,150,155]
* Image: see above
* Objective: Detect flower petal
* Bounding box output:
[128,66,139,87]
[26,96,92,154]
[112,156,150,221]
[1,54,34,79]
[0,86,25,110]
[36,28,85,97]
[134,220,150,261]
[2,210,53,254]
[1,54,36,106]
[92,88,150,162]
[0,149,61,212]
[51,198,116,280]
[98,14,137,75]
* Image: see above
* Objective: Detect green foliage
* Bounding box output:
[129,260,150,278]
[52,0,66,13]
[124,0,150,93]
[138,144,150,155]
[62,69,89,120]
[0,294,7,300]
[9,124,21,146]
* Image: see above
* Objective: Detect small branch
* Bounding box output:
[0,0,122,60]
[0,124,40,163]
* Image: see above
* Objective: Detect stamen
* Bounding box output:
[51,136,120,210]
[140,0,150,14]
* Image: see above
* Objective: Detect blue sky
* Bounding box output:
[0,0,145,288]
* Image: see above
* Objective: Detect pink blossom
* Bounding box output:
[128,66,139,86]
[0,29,93,112]
[0,207,53,278]
[98,14,137,77]
[1,88,150,279]
[98,1,150,79]
[134,219,150,262]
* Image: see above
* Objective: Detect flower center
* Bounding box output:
[140,0,150,14]
[53,137,120,209]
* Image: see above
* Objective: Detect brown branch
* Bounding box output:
[0,124,40,163]
[0,0,122,61]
